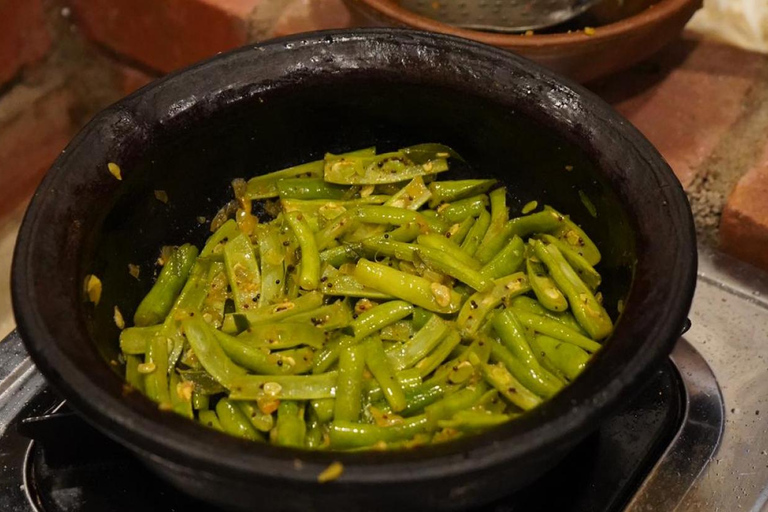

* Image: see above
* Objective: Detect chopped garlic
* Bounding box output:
[84,274,102,305]
[154,190,169,204]
[113,306,125,330]
[317,461,344,483]
[107,162,122,180]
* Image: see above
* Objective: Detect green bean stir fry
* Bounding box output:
[119,143,613,450]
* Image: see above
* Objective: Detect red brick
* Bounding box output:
[0,0,51,86]
[720,150,768,272]
[70,0,262,73]
[0,85,78,219]
[113,63,157,97]
[270,0,352,38]
[594,34,765,189]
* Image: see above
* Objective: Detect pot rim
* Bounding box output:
[12,28,696,486]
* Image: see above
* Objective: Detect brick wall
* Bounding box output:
[2,2,768,274]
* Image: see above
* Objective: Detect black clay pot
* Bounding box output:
[12,29,696,511]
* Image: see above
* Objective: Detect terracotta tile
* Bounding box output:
[0,0,51,86]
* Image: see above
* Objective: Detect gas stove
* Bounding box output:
[0,246,764,512]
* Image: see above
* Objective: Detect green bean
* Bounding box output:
[214,330,314,375]
[198,410,223,431]
[246,147,375,199]
[315,211,359,251]
[169,371,193,419]
[474,210,563,264]
[351,300,413,340]
[401,143,462,164]
[283,197,390,231]
[277,178,347,200]
[286,211,320,291]
[446,216,475,246]
[223,233,261,312]
[313,334,355,374]
[334,344,366,421]
[328,415,430,449]
[457,272,530,337]
[539,234,601,291]
[491,310,564,397]
[527,256,568,312]
[355,206,444,233]
[228,372,338,401]
[363,337,407,412]
[201,220,239,258]
[124,354,145,393]
[509,295,586,335]
[387,176,432,210]
[192,392,209,410]
[428,179,497,207]
[416,245,491,291]
[480,187,509,249]
[460,209,491,256]
[386,315,450,371]
[425,382,487,424]
[387,222,422,242]
[546,206,601,265]
[201,261,228,328]
[310,398,336,423]
[237,401,275,432]
[476,356,541,411]
[238,291,324,326]
[412,307,434,330]
[380,320,414,342]
[481,235,525,279]
[438,410,511,430]
[283,300,354,330]
[416,233,481,270]
[181,316,247,388]
[256,225,285,306]
[320,244,359,267]
[426,338,491,387]
[440,194,489,222]
[531,334,591,382]
[397,383,453,416]
[324,150,448,185]
[144,334,171,405]
[365,368,422,402]
[358,237,418,262]
[216,399,262,441]
[134,244,198,326]
[321,265,393,300]
[485,336,563,398]
[354,259,462,314]
[237,322,325,349]
[510,308,602,353]
[273,401,306,447]
[119,325,161,355]
[305,416,325,449]
[414,330,462,377]
[532,240,612,340]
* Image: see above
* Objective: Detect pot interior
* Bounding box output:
[87,79,635,368]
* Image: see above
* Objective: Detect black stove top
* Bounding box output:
[1,360,683,512]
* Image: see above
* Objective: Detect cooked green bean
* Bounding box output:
[355,259,462,314]
[460,208,491,256]
[334,344,367,421]
[428,179,497,207]
[134,244,198,326]
[481,235,525,279]
[351,300,413,340]
[527,256,568,312]
[531,334,591,382]
[363,337,407,412]
[285,211,321,291]
[532,240,612,340]
[216,398,262,441]
[118,143,617,451]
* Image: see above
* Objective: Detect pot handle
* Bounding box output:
[680,318,692,336]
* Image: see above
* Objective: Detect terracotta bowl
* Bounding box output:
[344,0,702,82]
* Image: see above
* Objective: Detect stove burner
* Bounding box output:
[0,333,723,512]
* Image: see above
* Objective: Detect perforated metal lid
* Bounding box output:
[399,0,602,32]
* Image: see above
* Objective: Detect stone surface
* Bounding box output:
[0,0,51,86]
[720,148,768,272]
[113,63,156,96]
[69,0,263,73]
[0,81,78,220]
[593,33,768,189]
